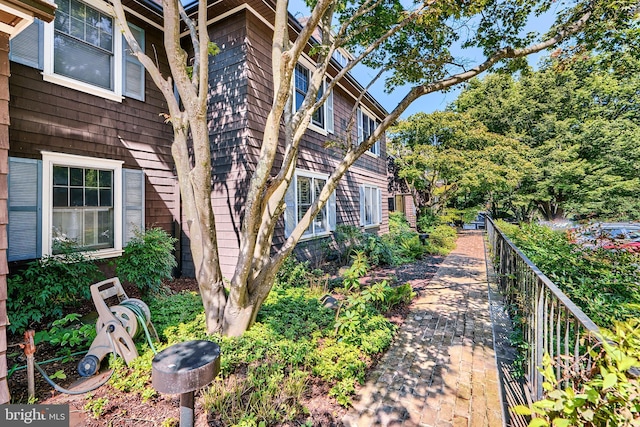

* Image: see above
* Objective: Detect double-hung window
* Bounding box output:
[360,184,382,227]
[52,164,115,252]
[7,153,145,261]
[294,63,334,134]
[284,170,336,239]
[53,0,114,91]
[357,108,381,156]
[9,0,145,101]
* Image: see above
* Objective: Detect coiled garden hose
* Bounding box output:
[119,300,158,355]
[33,325,119,395]
[20,300,159,396]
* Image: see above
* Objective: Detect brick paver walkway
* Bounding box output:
[343,231,503,427]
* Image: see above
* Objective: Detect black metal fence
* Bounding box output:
[485,217,601,401]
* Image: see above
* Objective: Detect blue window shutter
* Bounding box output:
[9,20,43,69]
[8,158,42,261]
[328,190,336,231]
[122,169,145,244]
[284,178,296,238]
[123,24,145,101]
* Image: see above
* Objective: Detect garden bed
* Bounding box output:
[7,255,444,426]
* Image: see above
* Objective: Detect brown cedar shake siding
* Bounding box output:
[8,15,176,240]
[0,31,11,406]
[2,0,57,404]
[180,5,388,279]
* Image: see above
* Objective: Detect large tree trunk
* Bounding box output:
[172,121,227,334]
[110,0,605,338]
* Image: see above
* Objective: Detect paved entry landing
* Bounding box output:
[343,231,503,427]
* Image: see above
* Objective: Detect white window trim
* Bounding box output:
[358,106,381,157]
[42,0,124,102]
[361,184,381,229]
[294,169,332,241]
[293,59,333,136]
[41,151,124,259]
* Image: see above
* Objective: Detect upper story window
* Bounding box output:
[332,50,349,68]
[9,0,145,102]
[357,107,381,156]
[294,63,334,134]
[54,0,114,90]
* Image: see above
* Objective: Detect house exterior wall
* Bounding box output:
[7,15,176,245]
[180,10,251,278]
[0,32,10,405]
[179,6,389,279]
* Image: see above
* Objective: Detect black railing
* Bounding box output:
[485,217,600,401]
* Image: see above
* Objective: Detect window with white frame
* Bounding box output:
[284,170,336,239]
[357,108,380,156]
[294,63,334,134]
[52,164,115,252]
[8,155,145,262]
[9,0,145,102]
[43,152,123,256]
[360,184,382,227]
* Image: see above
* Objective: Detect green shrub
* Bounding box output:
[424,225,457,255]
[34,313,97,357]
[499,221,640,327]
[515,320,640,427]
[7,243,104,333]
[116,227,177,295]
[274,256,311,289]
[361,234,395,266]
[417,211,440,232]
[331,225,365,264]
[398,234,426,259]
[389,212,413,234]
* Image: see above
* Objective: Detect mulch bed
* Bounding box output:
[6,255,444,426]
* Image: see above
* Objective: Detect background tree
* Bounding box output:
[388,112,532,220]
[454,51,640,220]
[110,0,637,336]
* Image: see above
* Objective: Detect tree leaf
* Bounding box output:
[602,372,617,390]
[513,405,532,416]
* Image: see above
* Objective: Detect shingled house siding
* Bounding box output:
[182,5,389,279]
[181,11,250,279]
[244,11,389,257]
[8,16,176,239]
[0,33,10,404]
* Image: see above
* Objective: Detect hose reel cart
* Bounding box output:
[77,277,158,377]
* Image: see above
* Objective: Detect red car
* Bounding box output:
[570,223,640,251]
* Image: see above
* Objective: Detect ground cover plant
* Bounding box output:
[107,254,411,425]
[6,221,442,424]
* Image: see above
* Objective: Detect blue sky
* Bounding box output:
[288,0,557,118]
